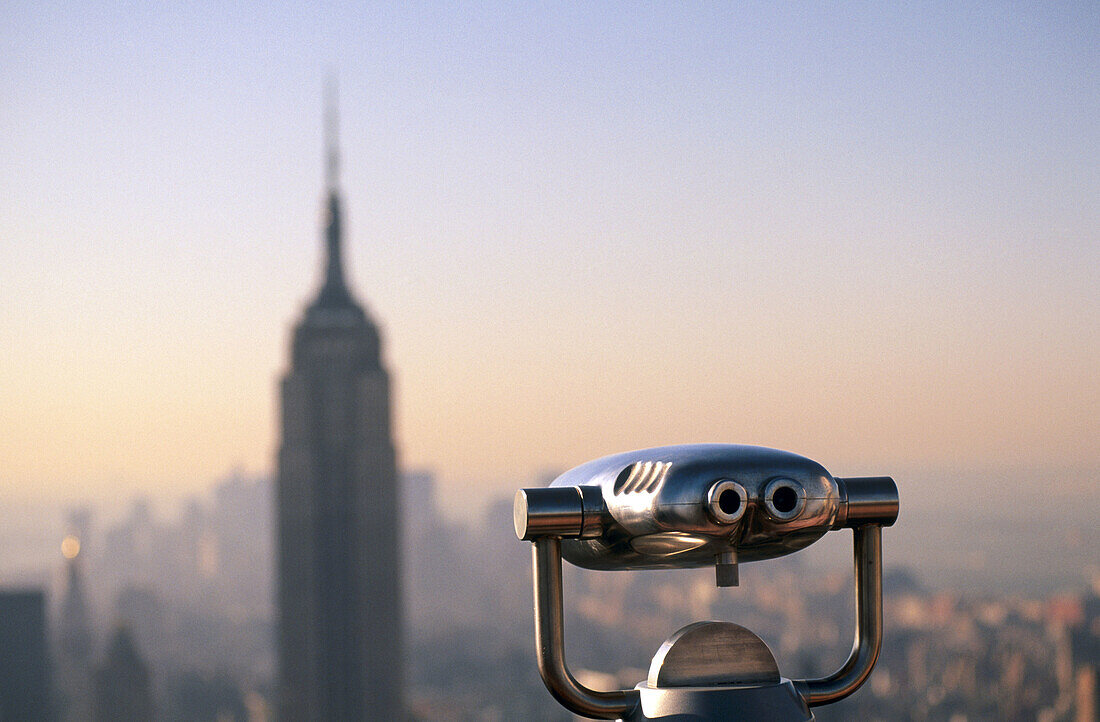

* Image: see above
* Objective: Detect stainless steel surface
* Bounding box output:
[714,550,738,587]
[531,538,640,719]
[706,480,747,524]
[794,525,884,706]
[515,487,584,540]
[628,681,813,721]
[549,444,844,571]
[834,477,899,528]
[515,444,897,719]
[647,622,780,688]
[763,477,806,521]
[515,486,606,541]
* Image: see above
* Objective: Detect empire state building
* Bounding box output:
[276,93,403,720]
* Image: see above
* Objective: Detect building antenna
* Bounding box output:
[324,73,340,191]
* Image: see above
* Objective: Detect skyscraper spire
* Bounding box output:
[312,74,356,312]
[324,74,340,192]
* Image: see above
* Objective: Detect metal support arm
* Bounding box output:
[532,537,641,720]
[794,524,884,706]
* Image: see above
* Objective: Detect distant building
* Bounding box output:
[0,589,52,720]
[1071,585,1100,721]
[57,524,94,722]
[276,87,403,719]
[113,586,166,670]
[1076,666,1096,722]
[93,626,154,722]
[59,540,93,664]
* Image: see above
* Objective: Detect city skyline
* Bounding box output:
[2,2,1097,515]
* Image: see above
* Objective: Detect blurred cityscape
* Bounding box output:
[0,469,1098,721]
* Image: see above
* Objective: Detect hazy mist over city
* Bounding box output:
[2,2,1098,720]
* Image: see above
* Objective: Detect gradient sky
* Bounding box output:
[1,2,1097,515]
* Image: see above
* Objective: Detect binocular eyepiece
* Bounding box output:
[515,444,897,586]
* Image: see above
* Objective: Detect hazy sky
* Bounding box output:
[2,2,1097,514]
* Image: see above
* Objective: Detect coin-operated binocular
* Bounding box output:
[514,444,899,721]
